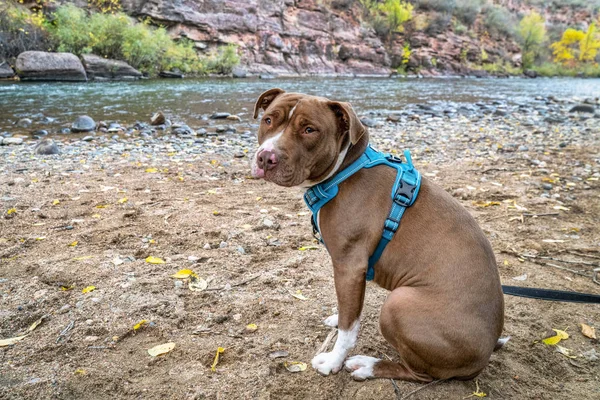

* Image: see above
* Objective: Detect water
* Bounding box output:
[2,77,599,131]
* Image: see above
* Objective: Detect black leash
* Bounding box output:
[502,285,600,304]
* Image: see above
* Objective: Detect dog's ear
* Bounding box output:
[253,88,285,119]
[328,101,365,145]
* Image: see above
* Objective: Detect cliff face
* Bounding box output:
[120,0,391,75]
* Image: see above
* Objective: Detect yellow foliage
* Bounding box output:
[551,23,600,65]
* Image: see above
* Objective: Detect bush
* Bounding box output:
[415,0,455,14]
[0,3,51,60]
[518,11,546,69]
[455,0,485,26]
[532,62,600,77]
[204,44,240,74]
[484,5,516,38]
[425,13,451,36]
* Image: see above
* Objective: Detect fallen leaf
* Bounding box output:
[212,210,220,216]
[542,239,566,243]
[0,335,28,347]
[512,274,527,281]
[473,201,501,208]
[553,329,569,340]
[60,284,74,291]
[542,329,569,345]
[26,315,47,333]
[298,246,319,251]
[73,255,94,261]
[145,256,165,264]
[118,197,128,204]
[133,320,148,331]
[148,342,176,357]
[291,290,308,300]
[211,347,225,371]
[91,214,102,219]
[74,368,87,376]
[464,380,486,398]
[284,361,307,373]
[69,241,78,247]
[82,285,96,294]
[269,350,289,359]
[145,168,158,173]
[556,345,576,359]
[52,199,60,205]
[580,323,596,339]
[189,275,208,292]
[95,204,109,209]
[6,208,16,215]
[553,205,570,211]
[246,323,258,332]
[171,269,195,279]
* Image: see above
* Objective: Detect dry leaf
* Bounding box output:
[148,342,176,357]
[580,323,596,339]
[284,361,307,373]
[553,329,569,340]
[171,269,195,279]
[73,255,94,261]
[473,201,501,208]
[0,335,28,347]
[189,275,207,292]
[82,285,96,294]
[52,199,60,205]
[556,345,576,359]
[26,315,46,333]
[6,208,16,215]
[69,241,78,247]
[74,368,87,375]
[118,197,128,204]
[60,284,74,291]
[211,347,225,371]
[542,329,569,345]
[246,323,258,332]
[145,168,158,173]
[553,205,570,211]
[291,290,308,300]
[145,256,165,264]
[298,246,319,251]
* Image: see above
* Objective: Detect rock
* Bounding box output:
[81,54,142,80]
[360,117,381,128]
[159,71,184,78]
[151,111,165,126]
[582,349,598,362]
[82,136,95,142]
[387,114,401,122]
[35,139,59,155]
[17,118,32,128]
[0,60,15,78]
[232,66,247,78]
[569,105,596,114]
[259,74,276,79]
[2,137,23,145]
[33,130,49,138]
[58,304,71,314]
[15,51,87,81]
[523,69,538,78]
[211,112,231,119]
[226,115,242,122]
[517,145,529,152]
[71,116,96,133]
[172,125,193,135]
[541,183,553,190]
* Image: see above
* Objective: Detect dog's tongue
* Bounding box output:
[252,168,265,179]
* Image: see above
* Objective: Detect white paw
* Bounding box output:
[344,355,379,381]
[323,314,338,327]
[311,351,345,376]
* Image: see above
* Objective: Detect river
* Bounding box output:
[2,77,600,132]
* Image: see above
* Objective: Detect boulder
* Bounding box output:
[231,66,247,78]
[0,61,15,79]
[2,137,24,145]
[151,111,166,126]
[71,115,96,133]
[523,69,538,78]
[159,70,184,78]
[569,104,596,114]
[15,51,87,81]
[35,138,60,155]
[81,54,142,80]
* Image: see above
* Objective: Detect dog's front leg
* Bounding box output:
[312,254,367,376]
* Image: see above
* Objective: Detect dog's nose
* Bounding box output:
[257,150,278,171]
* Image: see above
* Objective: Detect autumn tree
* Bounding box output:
[551,23,600,65]
[378,0,413,34]
[518,11,546,69]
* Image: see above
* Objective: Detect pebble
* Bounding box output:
[17,118,32,128]
[85,319,94,325]
[237,246,246,255]
[210,112,231,119]
[71,115,96,133]
[263,218,274,228]
[203,243,211,250]
[219,241,228,248]
[2,137,24,145]
[541,183,553,190]
[174,280,183,288]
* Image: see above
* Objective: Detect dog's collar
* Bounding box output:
[304,145,421,281]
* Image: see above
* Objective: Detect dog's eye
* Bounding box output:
[264,117,272,125]
[304,127,315,134]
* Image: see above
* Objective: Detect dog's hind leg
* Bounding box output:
[344,355,434,382]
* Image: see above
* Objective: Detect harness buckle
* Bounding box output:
[394,180,416,207]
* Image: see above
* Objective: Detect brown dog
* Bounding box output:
[251,88,505,382]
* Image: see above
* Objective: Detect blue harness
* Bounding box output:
[304,146,421,281]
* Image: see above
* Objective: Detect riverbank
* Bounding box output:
[1,94,599,398]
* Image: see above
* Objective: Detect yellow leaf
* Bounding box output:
[95,204,109,209]
[298,246,319,251]
[26,315,46,333]
[6,208,16,215]
[553,205,570,211]
[35,237,46,241]
[580,323,596,339]
[148,342,176,357]
[74,368,87,376]
[52,199,60,205]
[541,177,555,183]
[118,197,128,204]
[148,239,155,244]
[171,269,195,279]
[291,290,308,300]
[91,214,101,219]
[145,168,158,173]
[207,189,217,194]
[73,255,93,261]
[284,361,307,373]
[542,335,562,345]
[133,320,148,331]
[553,329,569,340]
[212,210,220,216]
[0,335,28,347]
[82,285,96,294]
[145,256,165,264]
[211,347,225,371]
[60,284,74,291]
[189,275,208,292]
[69,241,78,247]
[246,323,258,332]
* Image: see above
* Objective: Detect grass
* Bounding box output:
[532,62,600,77]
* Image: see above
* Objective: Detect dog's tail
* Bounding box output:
[494,336,510,351]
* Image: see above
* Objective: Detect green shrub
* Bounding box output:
[453,20,467,35]
[484,5,516,38]
[517,11,546,69]
[204,44,240,74]
[0,3,51,59]
[532,62,600,77]
[455,0,486,26]
[415,0,455,14]
[425,12,451,35]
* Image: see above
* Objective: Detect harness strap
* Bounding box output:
[304,146,421,281]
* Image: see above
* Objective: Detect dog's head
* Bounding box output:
[250,88,366,187]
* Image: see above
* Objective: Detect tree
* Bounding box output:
[579,23,600,62]
[551,23,600,65]
[378,0,413,34]
[518,11,546,69]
